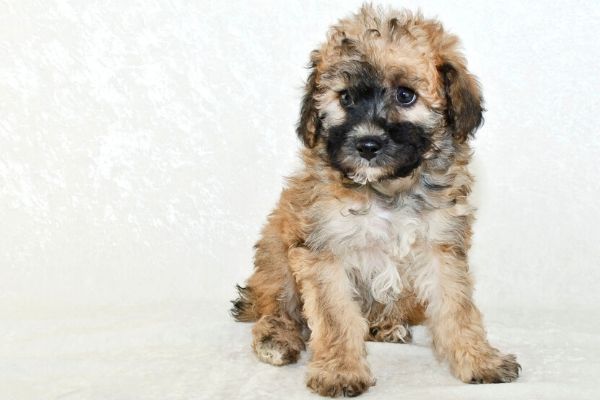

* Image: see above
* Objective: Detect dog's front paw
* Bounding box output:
[465,353,521,384]
[307,360,375,397]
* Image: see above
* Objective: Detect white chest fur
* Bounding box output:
[306,195,426,305]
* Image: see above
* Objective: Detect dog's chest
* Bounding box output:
[313,201,419,253]
[307,197,425,304]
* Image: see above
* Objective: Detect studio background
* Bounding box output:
[1,1,599,399]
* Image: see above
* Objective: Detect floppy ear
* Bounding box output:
[438,61,484,143]
[297,51,321,148]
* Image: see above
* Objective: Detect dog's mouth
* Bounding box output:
[325,121,430,184]
[331,151,423,185]
[328,139,427,184]
[343,158,421,185]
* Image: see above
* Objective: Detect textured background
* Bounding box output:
[1,1,599,399]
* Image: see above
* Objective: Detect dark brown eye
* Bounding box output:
[339,90,353,107]
[395,86,417,106]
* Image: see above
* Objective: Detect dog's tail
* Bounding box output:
[230,284,259,322]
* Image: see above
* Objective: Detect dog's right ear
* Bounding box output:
[297,51,321,148]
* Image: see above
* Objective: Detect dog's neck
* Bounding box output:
[369,174,419,197]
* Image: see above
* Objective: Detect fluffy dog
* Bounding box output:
[232,5,520,397]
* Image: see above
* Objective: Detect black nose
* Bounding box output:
[356,137,383,160]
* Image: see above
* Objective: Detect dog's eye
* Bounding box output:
[395,87,417,106]
[339,90,353,107]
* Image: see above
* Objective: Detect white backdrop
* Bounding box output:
[2,1,600,399]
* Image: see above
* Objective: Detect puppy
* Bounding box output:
[232,5,519,397]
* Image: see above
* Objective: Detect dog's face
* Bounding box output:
[297,9,483,184]
[319,59,435,184]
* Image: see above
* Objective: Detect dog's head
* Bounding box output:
[297,6,483,184]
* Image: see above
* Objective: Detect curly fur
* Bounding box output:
[232,5,519,397]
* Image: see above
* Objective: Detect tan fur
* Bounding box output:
[232,5,519,397]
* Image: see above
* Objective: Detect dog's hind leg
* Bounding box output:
[365,292,425,343]
[232,218,307,365]
[367,320,412,343]
[252,313,306,366]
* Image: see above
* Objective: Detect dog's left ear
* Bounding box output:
[297,51,321,148]
[438,60,484,143]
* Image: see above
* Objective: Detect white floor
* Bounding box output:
[3,300,598,400]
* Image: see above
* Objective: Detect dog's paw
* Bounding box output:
[253,335,304,366]
[252,315,305,366]
[307,360,375,397]
[368,323,412,343]
[466,353,521,384]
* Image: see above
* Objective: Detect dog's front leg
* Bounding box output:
[424,247,520,384]
[289,247,375,397]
